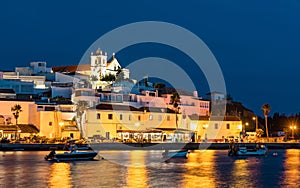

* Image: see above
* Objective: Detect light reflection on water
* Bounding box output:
[184,150,216,187]
[281,149,300,187]
[49,163,71,188]
[0,150,299,187]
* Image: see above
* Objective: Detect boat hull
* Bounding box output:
[163,150,188,158]
[45,151,98,162]
[228,145,267,156]
[236,149,267,156]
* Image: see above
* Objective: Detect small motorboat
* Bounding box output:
[45,144,99,162]
[228,144,267,156]
[162,149,188,158]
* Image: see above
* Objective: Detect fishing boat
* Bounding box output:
[45,144,98,162]
[162,149,188,158]
[228,144,267,156]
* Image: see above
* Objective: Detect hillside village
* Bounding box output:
[0,49,259,143]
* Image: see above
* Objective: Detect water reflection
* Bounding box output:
[184,150,216,187]
[0,150,299,187]
[126,151,149,188]
[48,163,71,188]
[231,159,254,187]
[281,149,300,187]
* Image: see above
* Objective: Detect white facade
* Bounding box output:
[30,62,52,74]
[90,49,108,80]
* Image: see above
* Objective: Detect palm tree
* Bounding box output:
[76,100,89,138]
[11,104,22,125]
[170,92,180,129]
[261,104,271,140]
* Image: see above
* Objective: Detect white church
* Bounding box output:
[90,48,130,82]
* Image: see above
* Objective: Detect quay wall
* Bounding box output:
[0,143,299,151]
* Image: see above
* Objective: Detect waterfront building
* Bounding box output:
[188,115,242,142]
[36,103,80,140]
[84,103,193,142]
[0,100,39,140]
[0,124,39,140]
[0,99,80,140]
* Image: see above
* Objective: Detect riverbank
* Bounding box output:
[0,142,300,151]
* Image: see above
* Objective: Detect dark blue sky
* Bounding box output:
[1,1,300,115]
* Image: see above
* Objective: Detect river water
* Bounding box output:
[0,149,299,188]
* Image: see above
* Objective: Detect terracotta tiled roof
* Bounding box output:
[0,125,17,131]
[95,103,141,111]
[52,64,90,73]
[188,115,210,121]
[0,124,39,133]
[188,115,240,121]
[210,116,240,121]
[17,124,39,133]
[94,103,176,114]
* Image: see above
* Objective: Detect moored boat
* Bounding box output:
[162,149,189,158]
[45,150,98,162]
[228,143,267,156]
[45,143,99,162]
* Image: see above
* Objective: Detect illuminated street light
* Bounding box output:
[253,116,258,132]
[244,122,249,133]
[289,125,296,139]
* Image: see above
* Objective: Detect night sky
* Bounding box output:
[1,1,300,115]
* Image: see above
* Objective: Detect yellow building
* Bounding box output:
[37,104,80,140]
[84,103,193,142]
[0,100,81,140]
[189,115,242,142]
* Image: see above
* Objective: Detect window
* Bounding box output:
[149,115,153,120]
[158,115,162,121]
[138,115,141,121]
[167,115,170,121]
[215,123,218,129]
[119,114,123,120]
[129,115,131,121]
[49,122,52,126]
[108,114,113,120]
[97,113,101,119]
[45,107,55,111]
[226,123,230,129]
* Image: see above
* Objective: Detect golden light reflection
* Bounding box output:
[282,149,300,186]
[126,151,149,188]
[231,159,253,187]
[183,150,216,188]
[48,163,72,188]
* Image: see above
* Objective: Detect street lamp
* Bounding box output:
[252,116,258,132]
[290,125,296,139]
[244,122,249,133]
